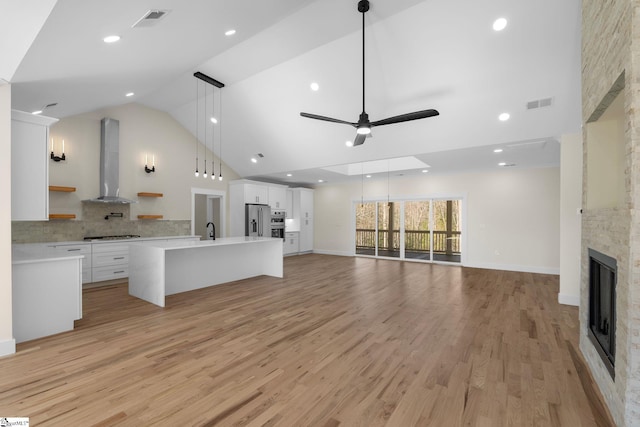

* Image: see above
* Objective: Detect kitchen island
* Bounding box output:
[128,237,283,307]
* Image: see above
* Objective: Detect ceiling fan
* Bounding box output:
[300,0,439,147]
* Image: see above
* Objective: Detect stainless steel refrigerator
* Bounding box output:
[245,203,271,237]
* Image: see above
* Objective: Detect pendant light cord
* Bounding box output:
[219,89,223,179]
[195,78,199,173]
[204,83,207,175]
[362,9,366,113]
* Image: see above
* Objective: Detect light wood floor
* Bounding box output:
[0,255,614,426]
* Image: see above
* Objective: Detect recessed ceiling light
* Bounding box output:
[125,92,134,97]
[31,110,43,115]
[103,35,121,43]
[493,148,503,153]
[345,140,354,147]
[318,179,324,183]
[498,162,507,166]
[286,173,292,177]
[210,117,218,124]
[225,29,236,36]
[499,112,510,121]
[422,169,428,173]
[310,82,320,91]
[251,157,257,163]
[493,18,507,31]
[366,174,371,178]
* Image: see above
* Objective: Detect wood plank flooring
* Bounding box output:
[0,255,614,426]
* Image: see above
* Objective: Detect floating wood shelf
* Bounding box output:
[137,215,163,220]
[49,214,76,219]
[137,192,163,198]
[49,186,76,192]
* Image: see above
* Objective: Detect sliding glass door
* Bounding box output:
[355,202,376,255]
[432,200,461,263]
[355,198,462,264]
[404,200,431,260]
[378,202,400,258]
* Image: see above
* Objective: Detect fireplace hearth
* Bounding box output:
[587,248,616,379]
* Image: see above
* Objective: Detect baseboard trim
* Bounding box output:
[558,293,580,306]
[463,262,560,275]
[0,338,16,357]
[312,249,353,257]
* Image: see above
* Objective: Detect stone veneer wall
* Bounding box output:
[11,203,191,243]
[582,0,640,425]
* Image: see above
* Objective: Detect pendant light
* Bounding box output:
[218,88,223,181]
[211,84,216,180]
[193,72,226,179]
[203,81,208,179]
[194,78,199,177]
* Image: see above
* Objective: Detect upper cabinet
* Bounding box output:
[268,186,287,211]
[243,183,269,204]
[11,110,58,221]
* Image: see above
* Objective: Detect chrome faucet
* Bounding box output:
[206,222,216,240]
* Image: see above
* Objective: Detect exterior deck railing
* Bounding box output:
[355,229,461,254]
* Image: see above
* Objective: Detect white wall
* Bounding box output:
[559,133,583,306]
[49,103,239,232]
[0,83,16,356]
[314,166,560,274]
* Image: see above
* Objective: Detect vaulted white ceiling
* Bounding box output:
[8,0,581,185]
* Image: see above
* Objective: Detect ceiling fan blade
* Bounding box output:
[300,112,356,127]
[353,133,367,147]
[370,109,440,127]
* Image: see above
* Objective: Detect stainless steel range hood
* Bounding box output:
[83,118,136,204]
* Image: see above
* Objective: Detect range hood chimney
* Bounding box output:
[83,118,135,204]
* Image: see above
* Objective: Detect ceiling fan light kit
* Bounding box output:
[300,0,439,147]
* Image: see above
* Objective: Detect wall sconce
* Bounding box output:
[50,138,66,162]
[144,154,155,173]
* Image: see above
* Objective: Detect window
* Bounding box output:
[355,198,462,263]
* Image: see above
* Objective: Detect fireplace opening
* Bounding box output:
[588,248,616,379]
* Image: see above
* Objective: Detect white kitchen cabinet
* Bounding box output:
[12,251,82,343]
[291,188,314,253]
[11,110,58,221]
[268,186,287,211]
[286,189,293,218]
[284,232,299,255]
[244,183,269,204]
[91,242,129,282]
[47,243,92,284]
[230,180,290,236]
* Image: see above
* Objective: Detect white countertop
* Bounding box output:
[12,245,84,265]
[40,235,201,245]
[131,236,281,251]
[12,235,200,264]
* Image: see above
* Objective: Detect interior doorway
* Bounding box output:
[191,188,225,240]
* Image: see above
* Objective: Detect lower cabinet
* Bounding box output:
[48,243,92,284]
[284,232,299,255]
[92,243,130,282]
[90,237,199,283]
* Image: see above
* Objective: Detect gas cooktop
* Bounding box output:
[84,234,141,241]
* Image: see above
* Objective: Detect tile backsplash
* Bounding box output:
[12,203,191,243]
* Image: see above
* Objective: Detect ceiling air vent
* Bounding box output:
[526,97,553,110]
[132,9,170,28]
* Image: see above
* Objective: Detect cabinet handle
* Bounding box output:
[113,256,125,260]
[114,270,125,274]
[67,248,81,251]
